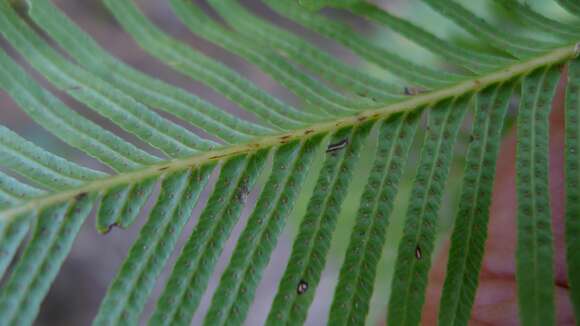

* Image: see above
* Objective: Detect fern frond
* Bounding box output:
[0,0,578,325]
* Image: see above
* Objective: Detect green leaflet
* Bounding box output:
[103,0,317,130]
[297,0,361,10]
[0,172,43,278]
[266,123,373,325]
[516,66,560,326]
[0,172,44,208]
[328,111,420,326]
[207,1,403,102]
[27,0,273,143]
[169,0,374,115]
[420,0,558,58]
[387,96,470,326]
[566,58,580,321]
[93,166,214,326]
[0,126,105,190]
[0,48,158,172]
[95,179,157,233]
[261,0,466,89]
[0,195,94,326]
[148,151,268,325]
[0,215,30,278]
[0,1,577,325]
[493,0,580,41]
[556,0,580,17]
[349,3,512,73]
[0,2,214,159]
[438,83,514,326]
[203,137,322,326]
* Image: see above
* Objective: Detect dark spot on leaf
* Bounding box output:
[415,246,422,260]
[104,223,119,234]
[297,280,308,295]
[158,166,169,172]
[326,139,348,153]
[75,192,87,201]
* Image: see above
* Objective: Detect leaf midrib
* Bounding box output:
[1,44,577,223]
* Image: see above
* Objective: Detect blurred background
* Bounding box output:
[0,0,573,325]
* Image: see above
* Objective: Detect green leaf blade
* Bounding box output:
[204,137,322,326]
[0,49,158,172]
[0,2,214,158]
[95,178,156,233]
[262,0,465,89]
[170,0,372,115]
[266,123,373,325]
[103,0,318,130]
[349,3,512,73]
[0,126,105,190]
[27,0,273,143]
[515,66,561,326]
[329,111,420,326]
[149,152,268,326]
[208,0,403,102]
[93,166,213,326]
[437,83,514,326]
[0,195,94,326]
[555,0,580,17]
[420,0,557,58]
[387,96,470,326]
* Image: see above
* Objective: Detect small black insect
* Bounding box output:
[297,280,309,295]
[104,222,119,234]
[415,246,422,260]
[326,139,348,153]
[404,87,425,96]
[75,192,88,201]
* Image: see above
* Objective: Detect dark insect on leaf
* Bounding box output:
[297,280,309,295]
[104,222,120,234]
[404,86,425,96]
[326,139,348,153]
[74,192,87,201]
[415,246,422,260]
